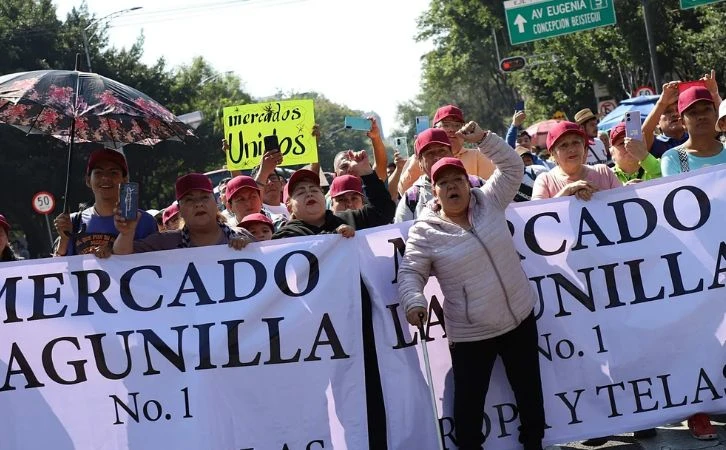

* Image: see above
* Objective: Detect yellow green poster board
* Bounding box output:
[223,100,317,171]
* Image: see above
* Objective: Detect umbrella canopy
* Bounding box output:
[0,69,195,211]
[597,95,660,132]
[525,119,563,149]
[0,70,193,149]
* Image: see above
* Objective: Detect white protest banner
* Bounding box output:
[360,165,726,449]
[0,236,367,450]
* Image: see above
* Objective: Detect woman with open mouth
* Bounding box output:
[398,121,546,450]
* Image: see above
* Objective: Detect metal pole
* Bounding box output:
[81,28,92,72]
[491,28,502,66]
[642,0,662,93]
[417,314,445,450]
[44,215,54,251]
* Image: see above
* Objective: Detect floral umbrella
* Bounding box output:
[0,69,195,210]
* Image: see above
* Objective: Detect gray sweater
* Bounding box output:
[397,133,535,342]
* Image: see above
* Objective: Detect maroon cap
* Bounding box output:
[239,213,273,231]
[329,174,363,198]
[0,214,9,232]
[175,173,213,201]
[415,128,451,156]
[546,121,588,151]
[433,105,464,124]
[431,157,467,184]
[609,123,626,144]
[86,149,128,176]
[225,175,259,202]
[678,86,713,115]
[283,169,320,202]
[162,203,179,225]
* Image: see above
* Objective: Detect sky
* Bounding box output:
[53,0,434,137]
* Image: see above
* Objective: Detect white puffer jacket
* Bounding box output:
[398,132,535,342]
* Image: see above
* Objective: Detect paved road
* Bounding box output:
[549,422,726,450]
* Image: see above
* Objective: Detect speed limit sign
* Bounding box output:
[32,191,56,215]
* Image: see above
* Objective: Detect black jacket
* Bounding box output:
[272,172,395,239]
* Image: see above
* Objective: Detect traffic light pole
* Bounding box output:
[491,28,502,68]
[642,0,662,94]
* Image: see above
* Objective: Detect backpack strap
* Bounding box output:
[677,147,690,173]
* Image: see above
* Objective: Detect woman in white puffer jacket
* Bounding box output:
[398,121,545,450]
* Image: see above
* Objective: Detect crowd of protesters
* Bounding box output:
[2,71,726,450]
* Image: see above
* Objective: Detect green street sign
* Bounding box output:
[504,0,617,45]
[680,0,724,9]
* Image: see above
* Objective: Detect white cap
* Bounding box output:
[146,209,161,217]
[717,101,726,132]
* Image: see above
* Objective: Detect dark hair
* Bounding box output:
[1,246,18,262]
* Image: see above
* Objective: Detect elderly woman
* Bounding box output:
[113,173,253,254]
[0,215,19,262]
[398,122,545,450]
[532,121,621,200]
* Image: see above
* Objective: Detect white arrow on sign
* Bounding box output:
[514,14,527,33]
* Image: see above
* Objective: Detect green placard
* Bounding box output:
[504,0,617,45]
[680,0,724,9]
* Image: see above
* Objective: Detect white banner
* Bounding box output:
[0,236,367,450]
[360,165,726,450]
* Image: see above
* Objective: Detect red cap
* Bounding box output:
[678,86,713,115]
[239,213,273,231]
[433,105,464,125]
[283,169,320,202]
[0,214,10,232]
[415,128,451,156]
[329,174,363,198]
[225,175,259,202]
[546,121,588,151]
[162,203,179,225]
[175,173,213,200]
[86,149,128,176]
[609,123,626,144]
[431,157,467,184]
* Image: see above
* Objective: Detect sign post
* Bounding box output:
[32,191,56,250]
[504,0,617,45]
[680,0,723,8]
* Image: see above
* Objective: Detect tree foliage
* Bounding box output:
[405,0,726,130]
[0,0,372,257]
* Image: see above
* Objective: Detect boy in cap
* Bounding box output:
[397,105,495,194]
[53,148,156,257]
[239,213,275,241]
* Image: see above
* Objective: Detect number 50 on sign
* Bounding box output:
[222,100,318,171]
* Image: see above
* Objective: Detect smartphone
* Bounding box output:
[514,100,525,111]
[119,182,139,220]
[344,116,372,132]
[415,116,430,135]
[624,111,642,141]
[392,136,409,156]
[263,135,280,153]
[678,80,707,93]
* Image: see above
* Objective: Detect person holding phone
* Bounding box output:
[53,148,156,257]
[608,122,661,185]
[399,122,546,450]
[397,105,495,195]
